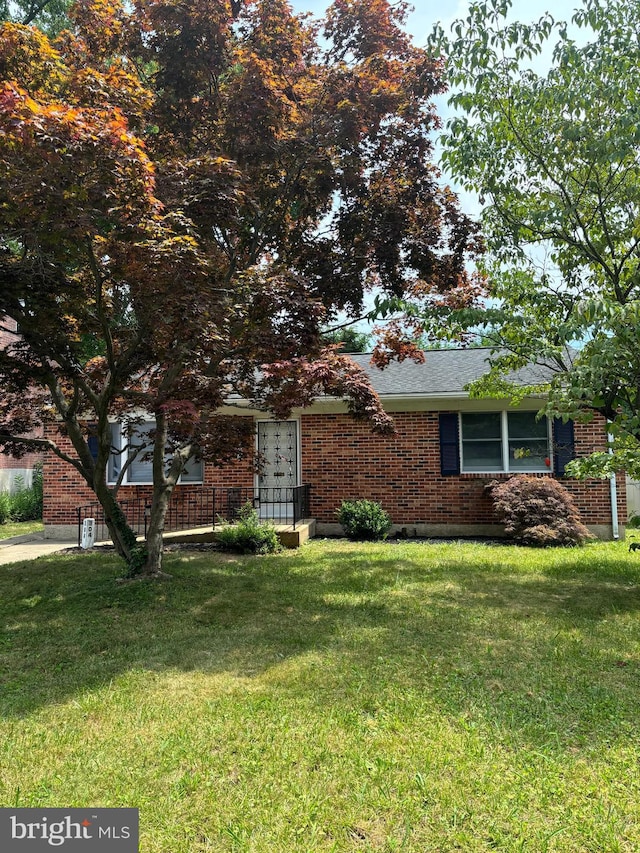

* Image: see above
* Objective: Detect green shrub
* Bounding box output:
[0,465,43,524]
[486,475,593,547]
[0,492,10,525]
[337,499,392,541]
[8,465,43,522]
[216,502,282,555]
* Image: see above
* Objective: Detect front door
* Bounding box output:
[257,420,299,520]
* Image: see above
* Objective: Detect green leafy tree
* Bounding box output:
[0,0,70,36]
[321,326,370,353]
[421,0,640,477]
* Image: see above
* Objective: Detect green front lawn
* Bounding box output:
[0,520,44,540]
[1,539,640,852]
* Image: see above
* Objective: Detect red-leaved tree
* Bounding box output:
[0,0,482,576]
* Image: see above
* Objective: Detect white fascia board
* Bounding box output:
[219,392,548,417]
[217,401,264,417]
[297,394,547,416]
[107,408,154,422]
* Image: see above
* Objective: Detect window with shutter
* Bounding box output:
[552,418,575,476]
[442,411,554,474]
[107,421,203,485]
[439,413,460,476]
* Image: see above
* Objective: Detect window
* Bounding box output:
[460,411,551,473]
[107,422,203,485]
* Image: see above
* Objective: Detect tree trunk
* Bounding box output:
[105,409,193,578]
[135,410,187,578]
[93,480,139,566]
[58,402,142,574]
[142,485,173,577]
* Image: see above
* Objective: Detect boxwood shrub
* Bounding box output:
[337,499,392,541]
[216,502,282,554]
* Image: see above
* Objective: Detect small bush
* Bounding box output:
[8,466,43,522]
[486,475,593,547]
[337,499,392,541]
[0,465,43,524]
[216,502,282,555]
[0,492,10,524]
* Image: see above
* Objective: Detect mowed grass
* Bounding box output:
[1,539,640,852]
[0,520,43,540]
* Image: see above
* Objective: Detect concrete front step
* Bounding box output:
[161,519,316,549]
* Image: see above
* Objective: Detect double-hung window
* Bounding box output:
[107,422,203,485]
[460,411,551,473]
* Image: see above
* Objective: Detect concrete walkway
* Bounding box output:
[0,517,318,566]
[0,533,77,565]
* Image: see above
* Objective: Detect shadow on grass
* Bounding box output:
[1,541,640,751]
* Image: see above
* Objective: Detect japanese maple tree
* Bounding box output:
[0,0,481,577]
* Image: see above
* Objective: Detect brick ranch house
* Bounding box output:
[42,348,625,541]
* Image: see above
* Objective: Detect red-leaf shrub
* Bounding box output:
[486,475,594,547]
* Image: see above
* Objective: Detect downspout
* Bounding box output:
[608,428,620,540]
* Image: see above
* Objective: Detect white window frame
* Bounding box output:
[459,411,552,474]
[107,421,204,486]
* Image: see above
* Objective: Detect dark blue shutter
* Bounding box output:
[553,418,575,476]
[87,428,99,462]
[439,413,460,476]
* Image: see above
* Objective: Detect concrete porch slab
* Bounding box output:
[161,519,316,549]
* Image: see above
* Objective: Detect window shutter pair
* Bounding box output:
[438,413,575,476]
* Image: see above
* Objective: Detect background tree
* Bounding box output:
[321,326,370,353]
[0,0,481,577]
[419,0,640,478]
[0,0,70,35]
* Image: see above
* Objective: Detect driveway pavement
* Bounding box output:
[0,533,77,565]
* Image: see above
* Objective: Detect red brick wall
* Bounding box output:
[43,425,254,526]
[43,411,625,534]
[300,411,625,530]
[0,315,18,349]
[0,316,45,471]
[0,449,43,471]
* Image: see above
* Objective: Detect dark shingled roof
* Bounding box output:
[346,349,556,397]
